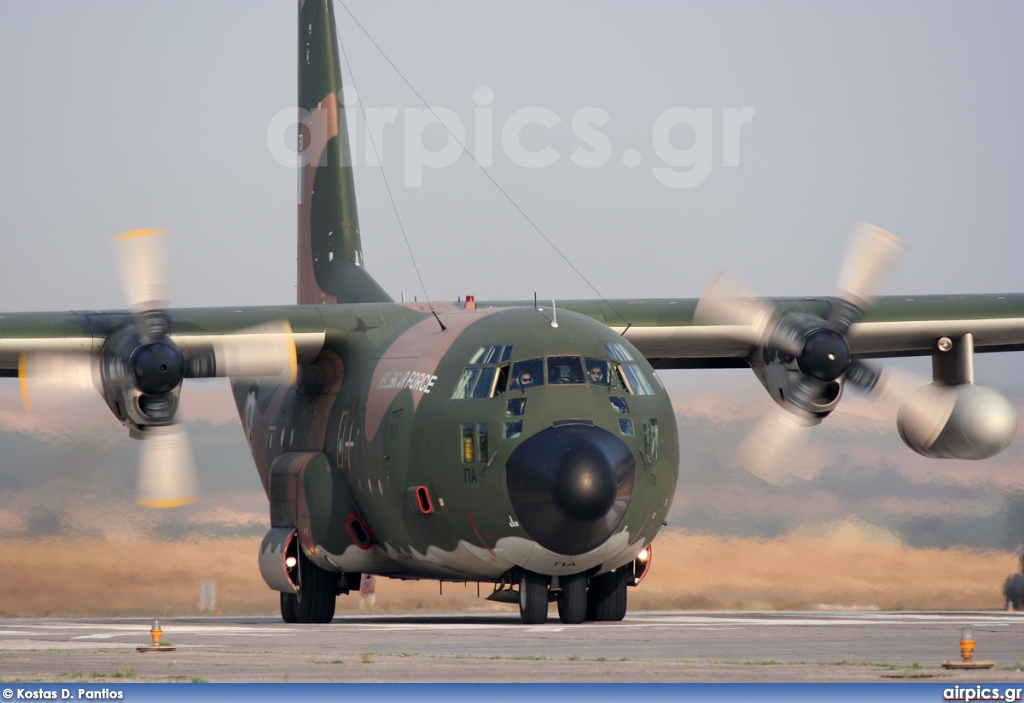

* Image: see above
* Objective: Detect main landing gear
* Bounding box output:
[280,550,337,624]
[585,568,627,622]
[518,571,549,624]
[516,568,630,624]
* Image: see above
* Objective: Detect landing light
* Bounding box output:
[638,548,649,562]
[285,556,298,569]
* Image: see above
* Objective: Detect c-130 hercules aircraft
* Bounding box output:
[1,0,1021,625]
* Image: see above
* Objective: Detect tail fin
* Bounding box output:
[297,0,392,304]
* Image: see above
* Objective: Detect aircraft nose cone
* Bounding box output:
[506,424,635,555]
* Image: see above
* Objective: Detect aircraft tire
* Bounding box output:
[293,553,337,624]
[518,571,549,624]
[280,592,299,623]
[557,573,587,624]
[585,568,627,621]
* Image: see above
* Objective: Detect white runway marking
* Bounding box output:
[0,611,1020,645]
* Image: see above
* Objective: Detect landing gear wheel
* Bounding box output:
[518,570,549,624]
[292,551,337,624]
[557,573,587,624]
[586,567,627,621]
[280,592,298,623]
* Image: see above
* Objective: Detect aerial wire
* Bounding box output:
[334,0,630,327]
[334,10,442,329]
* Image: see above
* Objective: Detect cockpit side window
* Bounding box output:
[452,346,514,399]
[472,367,496,398]
[547,355,585,385]
[620,363,654,395]
[494,364,510,395]
[601,342,653,395]
[608,363,627,391]
[452,368,481,399]
[509,359,543,390]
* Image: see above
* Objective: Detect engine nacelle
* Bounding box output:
[752,351,844,420]
[898,383,1018,460]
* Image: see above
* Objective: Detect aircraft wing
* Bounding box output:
[4,294,1020,374]
[528,294,1024,369]
[546,292,1023,475]
[0,307,329,377]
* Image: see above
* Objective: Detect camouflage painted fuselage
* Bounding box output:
[233,302,679,582]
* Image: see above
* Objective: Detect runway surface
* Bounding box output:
[1,611,1022,682]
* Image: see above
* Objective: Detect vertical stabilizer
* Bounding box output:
[297,0,391,304]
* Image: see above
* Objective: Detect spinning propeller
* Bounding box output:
[19,229,298,507]
[695,223,956,484]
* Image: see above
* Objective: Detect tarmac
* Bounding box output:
[1,611,1023,683]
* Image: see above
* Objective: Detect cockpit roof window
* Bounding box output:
[603,342,635,363]
[468,345,513,365]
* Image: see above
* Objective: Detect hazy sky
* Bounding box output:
[0,0,1021,393]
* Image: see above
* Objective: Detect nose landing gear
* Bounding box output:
[516,561,636,624]
[556,572,587,624]
[516,569,602,624]
[518,570,549,624]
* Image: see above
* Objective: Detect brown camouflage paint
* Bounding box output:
[297,94,339,305]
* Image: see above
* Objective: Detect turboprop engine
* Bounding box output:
[898,383,1018,460]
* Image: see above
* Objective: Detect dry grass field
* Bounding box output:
[0,525,1017,617]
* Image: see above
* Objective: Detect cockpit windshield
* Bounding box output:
[509,359,543,390]
[460,350,653,396]
[547,356,585,384]
[584,358,609,386]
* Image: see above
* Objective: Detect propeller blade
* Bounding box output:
[694,273,782,346]
[205,321,298,383]
[18,352,99,412]
[736,408,819,485]
[112,228,169,314]
[137,424,198,508]
[834,222,907,312]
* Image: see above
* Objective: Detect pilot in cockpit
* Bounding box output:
[587,360,610,387]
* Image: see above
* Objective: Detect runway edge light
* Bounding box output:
[137,616,177,652]
[941,623,993,669]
